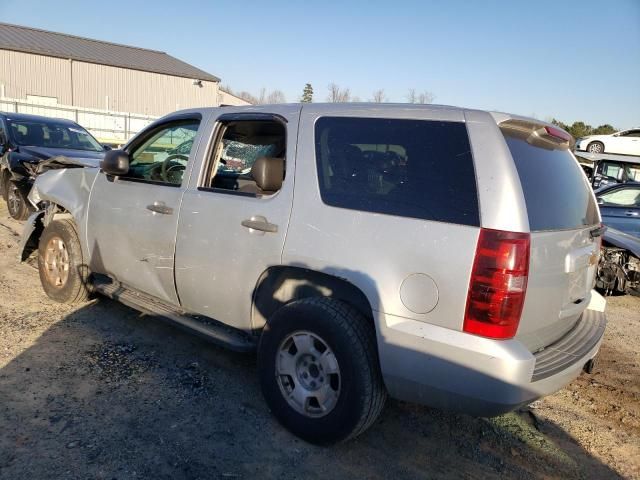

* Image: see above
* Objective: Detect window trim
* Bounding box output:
[116,114,202,188]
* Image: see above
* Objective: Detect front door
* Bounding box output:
[174,109,299,330]
[86,115,205,305]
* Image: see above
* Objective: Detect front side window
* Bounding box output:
[7,118,103,152]
[124,121,200,186]
[599,187,640,207]
[315,117,479,226]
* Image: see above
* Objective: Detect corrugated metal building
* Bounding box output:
[0,23,249,141]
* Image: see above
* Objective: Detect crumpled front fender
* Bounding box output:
[18,210,44,262]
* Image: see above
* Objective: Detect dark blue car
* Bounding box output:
[595,182,640,237]
[0,112,105,220]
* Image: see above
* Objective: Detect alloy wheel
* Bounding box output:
[43,235,70,288]
[276,331,341,418]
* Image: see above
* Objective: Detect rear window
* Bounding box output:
[502,130,599,231]
[315,117,479,226]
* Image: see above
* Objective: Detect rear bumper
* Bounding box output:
[376,293,607,416]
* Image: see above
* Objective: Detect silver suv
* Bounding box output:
[20,104,607,444]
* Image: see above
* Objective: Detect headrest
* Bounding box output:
[251,157,284,192]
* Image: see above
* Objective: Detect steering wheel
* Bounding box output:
[161,154,188,183]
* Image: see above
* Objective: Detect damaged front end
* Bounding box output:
[596,228,640,295]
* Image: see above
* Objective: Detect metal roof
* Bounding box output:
[0,22,220,82]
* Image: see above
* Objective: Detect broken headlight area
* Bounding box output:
[596,246,640,296]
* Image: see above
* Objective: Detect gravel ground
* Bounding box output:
[0,203,638,480]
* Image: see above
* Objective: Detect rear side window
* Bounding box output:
[502,130,599,231]
[315,117,479,226]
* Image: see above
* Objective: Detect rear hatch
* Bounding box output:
[500,120,601,352]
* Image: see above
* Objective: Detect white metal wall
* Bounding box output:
[0,50,72,104]
[71,60,220,116]
[0,49,221,117]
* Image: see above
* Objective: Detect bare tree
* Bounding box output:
[371,89,386,103]
[267,90,287,104]
[237,91,259,104]
[406,88,434,104]
[327,83,351,103]
[257,88,266,105]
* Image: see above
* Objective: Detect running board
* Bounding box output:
[92,276,256,353]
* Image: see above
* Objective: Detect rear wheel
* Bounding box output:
[7,181,33,220]
[587,141,604,154]
[38,219,91,303]
[258,298,386,444]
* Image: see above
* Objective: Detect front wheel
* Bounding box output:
[38,219,91,303]
[7,181,33,220]
[587,141,605,154]
[258,298,386,444]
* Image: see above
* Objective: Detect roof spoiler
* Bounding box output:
[499,119,574,150]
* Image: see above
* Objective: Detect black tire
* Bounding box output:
[38,219,91,304]
[6,180,33,221]
[587,141,605,154]
[1,171,9,201]
[258,297,386,444]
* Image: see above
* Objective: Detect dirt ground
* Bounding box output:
[0,203,638,480]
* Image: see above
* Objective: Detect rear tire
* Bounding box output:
[38,219,91,304]
[587,141,604,154]
[258,297,386,444]
[6,181,33,221]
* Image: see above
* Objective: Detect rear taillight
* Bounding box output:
[463,229,530,339]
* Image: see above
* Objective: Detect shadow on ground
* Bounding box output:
[0,298,624,480]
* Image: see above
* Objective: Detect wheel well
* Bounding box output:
[251,266,375,332]
[19,203,73,261]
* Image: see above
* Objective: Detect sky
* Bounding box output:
[1,0,638,128]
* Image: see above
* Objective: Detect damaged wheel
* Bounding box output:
[7,180,33,221]
[257,298,386,444]
[38,219,91,303]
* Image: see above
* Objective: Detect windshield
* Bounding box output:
[7,118,103,152]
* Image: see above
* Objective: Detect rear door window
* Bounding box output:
[502,130,599,231]
[315,117,479,226]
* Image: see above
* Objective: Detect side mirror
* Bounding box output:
[102,144,112,151]
[100,149,130,176]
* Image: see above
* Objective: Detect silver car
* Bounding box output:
[21,104,607,444]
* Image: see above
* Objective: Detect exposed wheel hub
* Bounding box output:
[7,184,20,215]
[276,331,341,418]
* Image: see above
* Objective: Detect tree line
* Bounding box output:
[551,119,617,138]
[222,83,435,104]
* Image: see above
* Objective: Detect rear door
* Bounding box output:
[174,109,299,331]
[499,122,601,352]
[597,184,640,236]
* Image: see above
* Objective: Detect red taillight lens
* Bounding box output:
[463,229,530,339]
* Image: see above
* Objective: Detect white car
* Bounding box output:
[576,128,640,155]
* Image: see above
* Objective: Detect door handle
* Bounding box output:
[241,216,278,233]
[146,202,173,215]
[625,210,639,216]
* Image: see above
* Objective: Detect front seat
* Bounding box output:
[239,157,285,195]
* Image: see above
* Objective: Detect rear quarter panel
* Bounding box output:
[284,105,479,330]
